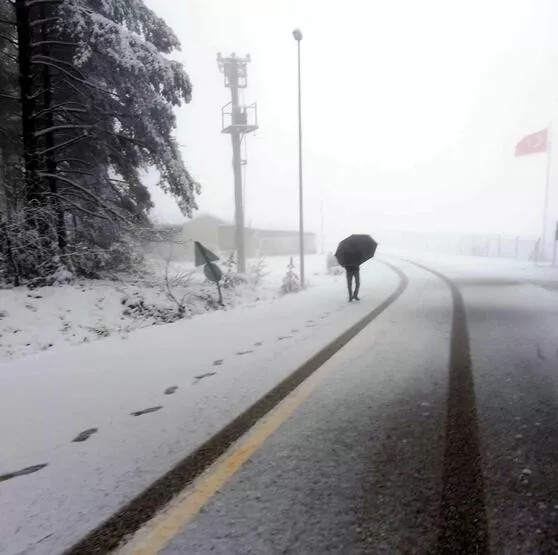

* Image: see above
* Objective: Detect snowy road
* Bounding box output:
[119,257,558,554]
[2,255,558,553]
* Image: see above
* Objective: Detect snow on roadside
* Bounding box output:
[382,247,558,285]
[0,254,330,363]
[0,257,387,555]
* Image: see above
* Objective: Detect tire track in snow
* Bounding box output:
[66,259,409,555]
[405,260,489,555]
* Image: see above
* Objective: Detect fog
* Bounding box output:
[144,0,558,245]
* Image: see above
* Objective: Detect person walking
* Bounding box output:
[334,234,378,302]
[345,264,360,301]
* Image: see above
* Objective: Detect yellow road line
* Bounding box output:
[118,362,334,555]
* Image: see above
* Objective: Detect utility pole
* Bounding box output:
[217,53,258,273]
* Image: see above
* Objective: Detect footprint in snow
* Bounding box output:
[254,342,263,347]
[536,344,546,361]
[236,350,254,356]
[193,372,216,384]
[72,428,98,442]
[277,335,293,341]
[131,406,162,416]
[164,386,178,395]
[213,359,224,366]
[0,463,48,483]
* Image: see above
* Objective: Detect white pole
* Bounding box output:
[293,29,304,287]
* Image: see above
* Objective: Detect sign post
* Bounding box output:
[194,241,224,305]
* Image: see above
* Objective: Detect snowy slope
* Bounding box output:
[0,255,324,363]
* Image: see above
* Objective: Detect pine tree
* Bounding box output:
[1,0,199,283]
[281,257,300,294]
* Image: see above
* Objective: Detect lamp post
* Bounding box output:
[293,28,304,287]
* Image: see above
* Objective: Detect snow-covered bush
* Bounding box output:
[281,257,300,294]
[67,240,143,279]
[122,293,187,324]
[0,206,144,287]
[222,253,247,289]
[249,257,269,288]
[163,254,194,317]
[0,207,61,287]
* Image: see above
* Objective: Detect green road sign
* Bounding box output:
[204,262,223,283]
[194,241,219,267]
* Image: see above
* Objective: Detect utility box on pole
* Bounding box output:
[217,53,258,273]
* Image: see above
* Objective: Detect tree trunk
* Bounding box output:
[14,0,39,206]
[40,6,66,252]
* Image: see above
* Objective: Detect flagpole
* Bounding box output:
[542,124,552,261]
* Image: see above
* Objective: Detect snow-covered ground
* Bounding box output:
[2,249,558,554]
[0,254,394,555]
[0,254,329,363]
[385,247,558,286]
[3,248,556,365]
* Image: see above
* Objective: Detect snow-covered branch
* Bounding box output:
[38,172,132,225]
[25,0,63,8]
[31,40,79,48]
[0,33,18,46]
[34,124,93,138]
[0,92,19,101]
[35,134,88,156]
[29,17,58,28]
[31,56,119,98]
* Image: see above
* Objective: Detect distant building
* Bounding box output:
[171,214,317,259]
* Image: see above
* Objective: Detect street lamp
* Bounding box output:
[293,28,304,287]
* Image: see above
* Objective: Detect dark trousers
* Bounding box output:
[346,266,360,299]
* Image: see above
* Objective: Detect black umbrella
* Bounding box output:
[335,234,378,267]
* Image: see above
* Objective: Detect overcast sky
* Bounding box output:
[144,0,558,242]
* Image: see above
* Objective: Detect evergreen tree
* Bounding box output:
[0,0,198,283]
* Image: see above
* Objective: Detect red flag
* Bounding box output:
[515,128,548,156]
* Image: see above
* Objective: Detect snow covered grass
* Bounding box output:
[0,254,330,363]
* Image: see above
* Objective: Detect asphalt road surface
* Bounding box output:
[110,258,557,553]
